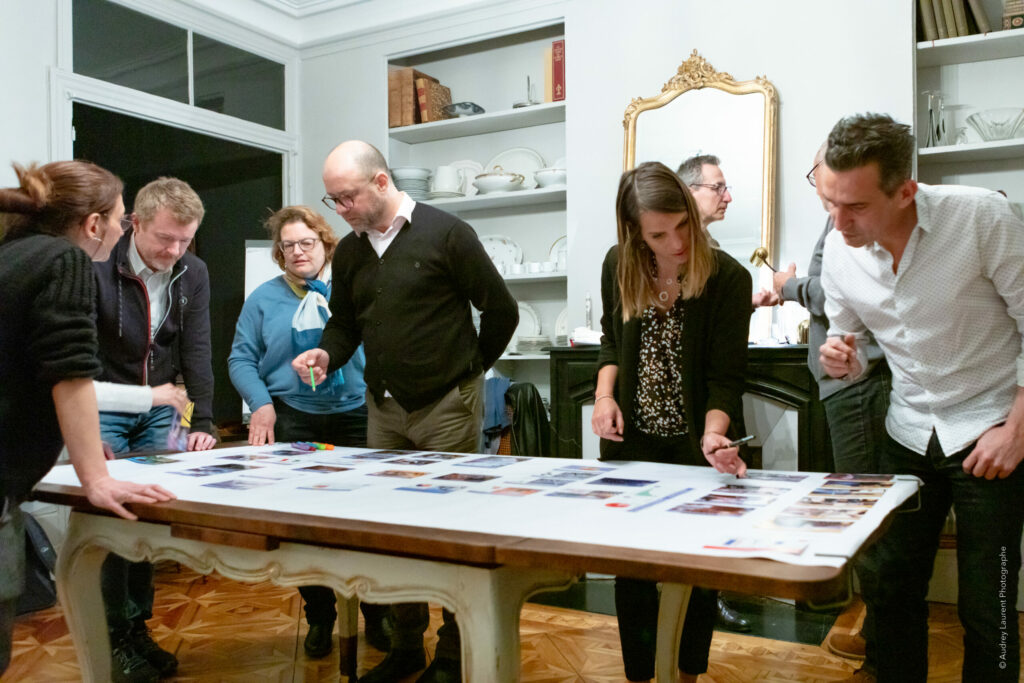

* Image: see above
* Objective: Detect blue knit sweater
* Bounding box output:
[228,276,366,415]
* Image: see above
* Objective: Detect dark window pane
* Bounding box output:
[193,34,285,130]
[73,0,188,103]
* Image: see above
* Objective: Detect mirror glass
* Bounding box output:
[623,51,777,283]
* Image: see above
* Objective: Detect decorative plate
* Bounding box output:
[555,307,568,337]
[428,190,464,200]
[479,234,523,270]
[513,302,540,351]
[447,159,484,196]
[548,235,567,265]
[485,147,545,189]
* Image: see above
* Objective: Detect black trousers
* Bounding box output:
[272,399,371,625]
[601,429,719,680]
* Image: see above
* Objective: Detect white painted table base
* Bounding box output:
[55,511,579,682]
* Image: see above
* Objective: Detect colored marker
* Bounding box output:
[309,366,316,392]
[311,442,335,450]
[292,442,316,451]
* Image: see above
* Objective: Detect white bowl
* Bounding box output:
[473,171,524,194]
[534,167,567,188]
[390,167,431,180]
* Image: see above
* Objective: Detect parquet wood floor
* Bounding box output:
[3,563,1021,681]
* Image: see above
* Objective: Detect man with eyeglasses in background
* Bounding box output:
[678,154,775,311]
[293,140,517,683]
[677,153,733,246]
[767,142,890,681]
[92,176,216,683]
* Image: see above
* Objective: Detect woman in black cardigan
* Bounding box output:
[592,162,751,682]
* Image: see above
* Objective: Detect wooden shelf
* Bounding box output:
[916,29,1024,68]
[389,102,566,143]
[424,186,565,211]
[918,137,1024,163]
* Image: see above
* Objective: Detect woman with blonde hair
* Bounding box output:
[592,161,751,682]
[228,205,373,658]
[0,160,175,674]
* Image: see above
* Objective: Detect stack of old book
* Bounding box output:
[919,0,992,40]
[388,67,453,127]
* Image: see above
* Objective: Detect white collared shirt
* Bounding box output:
[365,193,416,257]
[821,183,1024,456]
[127,234,173,339]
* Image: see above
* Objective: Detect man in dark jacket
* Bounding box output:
[93,176,215,683]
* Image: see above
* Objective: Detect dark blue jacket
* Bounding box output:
[93,230,214,434]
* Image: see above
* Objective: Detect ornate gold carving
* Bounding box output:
[621,50,779,263]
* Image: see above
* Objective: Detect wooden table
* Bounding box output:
[33,460,887,682]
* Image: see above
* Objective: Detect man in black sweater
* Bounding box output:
[293,140,517,683]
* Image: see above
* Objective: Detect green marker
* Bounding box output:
[309,366,316,392]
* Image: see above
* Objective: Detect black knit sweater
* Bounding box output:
[320,202,518,412]
[0,233,102,502]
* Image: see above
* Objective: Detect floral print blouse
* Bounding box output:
[633,299,688,437]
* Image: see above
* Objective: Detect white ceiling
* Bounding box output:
[248,0,368,18]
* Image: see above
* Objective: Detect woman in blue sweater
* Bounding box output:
[228,205,371,659]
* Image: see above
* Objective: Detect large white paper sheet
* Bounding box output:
[39,445,920,568]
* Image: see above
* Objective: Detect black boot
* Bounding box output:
[358,647,426,682]
[304,620,335,659]
[416,656,461,683]
[110,636,160,683]
[715,597,751,632]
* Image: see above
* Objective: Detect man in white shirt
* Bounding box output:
[818,112,1023,683]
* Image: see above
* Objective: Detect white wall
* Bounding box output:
[564,0,914,330]
[0,0,60,186]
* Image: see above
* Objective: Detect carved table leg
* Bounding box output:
[655,582,693,683]
[336,593,359,680]
[55,514,113,683]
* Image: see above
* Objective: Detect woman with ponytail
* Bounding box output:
[0,161,175,674]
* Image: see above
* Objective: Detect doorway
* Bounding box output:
[73,103,283,428]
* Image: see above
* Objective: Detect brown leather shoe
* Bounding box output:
[825,630,866,661]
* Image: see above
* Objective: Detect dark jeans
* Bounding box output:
[821,364,890,673]
[601,429,719,679]
[0,506,24,675]
[272,399,369,625]
[99,407,176,640]
[869,432,1023,682]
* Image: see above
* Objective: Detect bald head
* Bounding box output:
[322,140,401,234]
[323,140,389,182]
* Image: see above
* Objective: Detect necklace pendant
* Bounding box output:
[658,290,669,303]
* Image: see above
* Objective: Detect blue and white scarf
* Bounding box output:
[291,267,346,394]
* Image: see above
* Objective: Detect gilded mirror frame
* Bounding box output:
[623,50,778,264]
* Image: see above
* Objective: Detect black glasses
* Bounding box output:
[806,161,822,188]
[322,176,375,211]
[690,183,732,196]
[277,237,321,254]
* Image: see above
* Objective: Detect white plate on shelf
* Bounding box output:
[555,307,568,337]
[479,234,523,271]
[513,302,540,351]
[485,147,545,189]
[428,190,465,200]
[447,159,483,196]
[548,235,567,267]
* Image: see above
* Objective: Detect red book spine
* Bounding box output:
[552,39,565,102]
